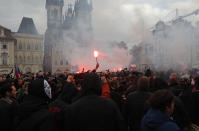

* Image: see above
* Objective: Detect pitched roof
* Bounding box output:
[18,17,39,35]
[0,25,15,40]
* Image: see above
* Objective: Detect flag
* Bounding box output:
[130,64,137,70]
[15,65,21,78]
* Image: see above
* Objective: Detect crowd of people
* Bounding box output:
[0,66,199,131]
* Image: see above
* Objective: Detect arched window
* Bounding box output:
[60,60,63,65]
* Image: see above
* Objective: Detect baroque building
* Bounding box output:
[0,25,15,74]
[12,17,43,73]
[44,0,93,73]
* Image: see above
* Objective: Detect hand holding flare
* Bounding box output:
[93,50,99,71]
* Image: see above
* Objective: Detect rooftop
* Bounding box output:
[18,17,39,35]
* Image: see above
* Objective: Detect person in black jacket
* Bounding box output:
[0,83,17,131]
[49,82,79,131]
[125,76,151,131]
[15,79,55,131]
[64,72,127,131]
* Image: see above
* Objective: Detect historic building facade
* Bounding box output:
[12,17,43,73]
[44,0,93,73]
[0,25,15,74]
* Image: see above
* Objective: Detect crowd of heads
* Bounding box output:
[0,67,199,130]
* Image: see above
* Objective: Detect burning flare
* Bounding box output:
[94,50,99,58]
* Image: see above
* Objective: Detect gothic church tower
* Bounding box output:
[44,0,64,72]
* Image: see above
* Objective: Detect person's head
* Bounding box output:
[137,76,149,91]
[81,73,102,96]
[11,85,17,98]
[168,78,178,86]
[101,76,107,84]
[179,75,191,89]
[170,73,177,80]
[28,79,51,100]
[0,83,12,98]
[38,71,44,79]
[67,75,74,83]
[0,75,4,82]
[152,72,156,79]
[59,83,78,104]
[147,89,175,116]
[18,79,23,86]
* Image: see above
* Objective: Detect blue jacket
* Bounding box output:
[141,109,180,131]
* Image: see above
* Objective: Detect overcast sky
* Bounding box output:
[0,0,199,43]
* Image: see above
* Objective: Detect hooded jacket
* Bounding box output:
[15,79,55,131]
[141,109,180,131]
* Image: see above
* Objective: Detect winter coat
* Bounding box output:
[141,109,180,131]
[0,98,17,131]
[15,79,55,131]
[190,91,199,125]
[125,91,151,131]
[168,84,182,96]
[48,83,79,131]
[173,97,193,130]
[64,95,127,131]
[15,95,55,131]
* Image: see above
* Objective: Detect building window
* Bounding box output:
[27,44,30,50]
[54,9,58,19]
[35,44,38,50]
[55,60,58,65]
[27,56,31,64]
[2,55,7,65]
[2,43,7,49]
[60,60,63,65]
[34,56,39,63]
[66,60,69,65]
[19,43,22,50]
[51,10,54,17]
[0,29,4,36]
[18,56,23,63]
[60,51,63,55]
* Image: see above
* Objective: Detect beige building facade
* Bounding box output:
[12,17,43,73]
[0,25,15,74]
